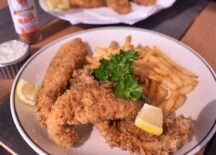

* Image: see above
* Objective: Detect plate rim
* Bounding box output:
[10,26,216,155]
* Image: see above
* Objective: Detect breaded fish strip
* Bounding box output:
[46,66,143,148]
[37,38,87,127]
[70,0,105,8]
[106,0,131,14]
[46,110,79,148]
[95,115,193,154]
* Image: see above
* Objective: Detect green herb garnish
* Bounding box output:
[92,49,143,100]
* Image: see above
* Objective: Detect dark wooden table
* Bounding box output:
[0,0,215,154]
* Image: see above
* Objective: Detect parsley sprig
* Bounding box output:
[92,49,142,100]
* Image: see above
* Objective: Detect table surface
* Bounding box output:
[0,0,216,154]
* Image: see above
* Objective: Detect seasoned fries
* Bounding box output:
[86,36,198,116]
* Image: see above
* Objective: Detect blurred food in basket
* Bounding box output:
[45,0,156,14]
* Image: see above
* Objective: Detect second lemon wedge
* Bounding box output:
[16,79,40,106]
[135,104,163,136]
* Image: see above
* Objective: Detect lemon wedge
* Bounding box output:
[135,104,163,136]
[16,79,40,106]
[46,0,71,10]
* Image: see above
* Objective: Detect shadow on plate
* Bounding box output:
[194,99,216,143]
[74,124,93,147]
[84,42,94,56]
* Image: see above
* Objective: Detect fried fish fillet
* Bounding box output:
[70,0,105,8]
[106,0,131,14]
[37,38,87,127]
[46,66,143,148]
[95,115,193,154]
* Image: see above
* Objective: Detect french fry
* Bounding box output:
[109,41,119,49]
[149,55,172,75]
[147,62,169,76]
[155,47,198,78]
[142,85,149,97]
[154,85,168,106]
[148,81,158,105]
[159,84,170,96]
[90,64,98,69]
[161,77,178,90]
[144,78,150,88]
[134,46,148,59]
[136,59,167,76]
[108,48,120,55]
[169,71,184,89]
[123,35,133,50]
[142,49,154,62]
[138,74,149,97]
[95,47,107,55]
[171,94,187,113]
[177,73,198,86]
[86,56,100,66]
[147,72,163,83]
[160,90,177,116]
[178,84,196,94]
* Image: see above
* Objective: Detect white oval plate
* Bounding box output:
[10,27,216,155]
[39,0,175,25]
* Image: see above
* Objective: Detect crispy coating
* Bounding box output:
[36,38,87,127]
[106,0,131,14]
[46,66,143,147]
[133,0,156,6]
[46,113,79,148]
[70,0,105,8]
[95,115,193,154]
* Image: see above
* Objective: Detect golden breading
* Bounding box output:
[46,113,79,148]
[46,66,143,148]
[106,0,131,14]
[95,115,193,154]
[70,0,105,8]
[36,38,87,127]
